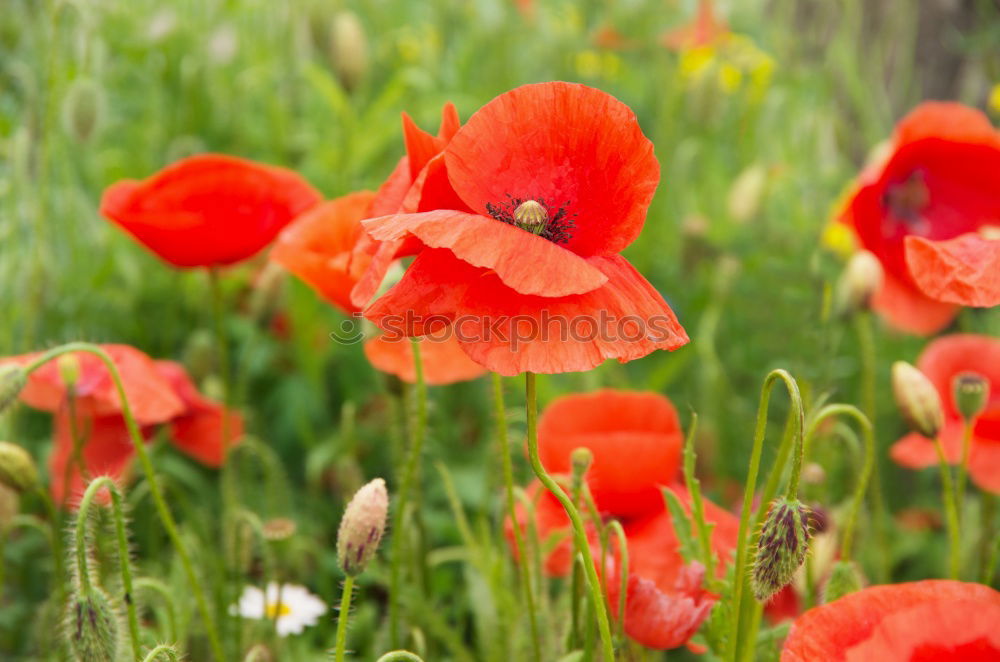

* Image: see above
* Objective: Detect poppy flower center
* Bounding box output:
[883,171,930,226]
[485,195,576,245]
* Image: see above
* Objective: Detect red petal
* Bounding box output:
[363,210,609,297]
[444,82,659,257]
[969,436,1000,495]
[400,153,473,214]
[50,411,141,506]
[781,580,1000,662]
[661,0,729,50]
[906,234,1000,307]
[369,157,413,217]
[870,267,958,335]
[363,334,487,386]
[271,191,377,314]
[402,112,441,180]
[915,334,1000,420]
[895,102,1000,148]
[101,154,322,268]
[437,102,461,143]
[538,390,682,516]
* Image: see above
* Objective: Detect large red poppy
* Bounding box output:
[361,82,688,375]
[362,334,486,385]
[101,154,322,268]
[890,334,1000,493]
[505,390,738,650]
[838,103,1000,334]
[781,580,1000,661]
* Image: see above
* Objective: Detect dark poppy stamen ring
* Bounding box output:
[485,194,577,244]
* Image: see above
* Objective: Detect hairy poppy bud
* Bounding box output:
[751,498,812,602]
[62,78,104,143]
[243,643,274,662]
[514,200,548,231]
[66,588,121,662]
[822,560,864,603]
[0,441,38,494]
[0,364,26,414]
[953,372,989,422]
[329,11,369,92]
[337,478,388,576]
[892,361,943,438]
[835,251,883,316]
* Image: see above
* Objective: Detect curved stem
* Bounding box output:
[607,519,628,635]
[524,373,615,662]
[932,437,961,579]
[334,575,355,662]
[492,373,541,662]
[141,644,180,662]
[74,476,142,661]
[134,577,178,642]
[24,343,225,662]
[728,369,803,662]
[375,652,425,662]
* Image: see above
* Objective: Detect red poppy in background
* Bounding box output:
[661,0,728,51]
[101,154,322,268]
[363,335,486,385]
[271,191,377,314]
[505,390,738,650]
[838,103,1000,334]
[781,580,1000,661]
[362,82,688,375]
[890,334,1000,493]
[2,345,242,503]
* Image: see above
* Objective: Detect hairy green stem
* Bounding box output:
[607,520,628,636]
[333,575,355,662]
[141,644,180,662]
[933,437,962,579]
[134,578,178,642]
[524,373,615,662]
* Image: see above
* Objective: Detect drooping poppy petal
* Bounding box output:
[781,580,1000,662]
[271,191,377,314]
[101,154,322,268]
[870,268,959,335]
[537,390,683,516]
[905,234,1000,307]
[363,334,487,386]
[49,411,145,505]
[443,82,659,257]
[362,210,609,297]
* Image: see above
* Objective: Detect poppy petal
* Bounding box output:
[363,334,487,386]
[969,438,1000,495]
[402,112,441,180]
[362,210,609,297]
[101,154,322,268]
[369,157,413,217]
[905,234,1000,307]
[870,268,958,335]
[50,411,141,506]
[400,153,473,214]
[895,102,1000,147]
[444,82,659,257]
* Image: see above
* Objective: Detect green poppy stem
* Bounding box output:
[955,419,975,521]
[333,575,355,662]
[932,437,962,579]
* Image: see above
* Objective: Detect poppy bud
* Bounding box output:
[0,363,26,414]
[822,560,864,603]
[243,644,274,662]
[58,354,81,390]
[751,498,812,602]
[514,200,548,232]
[952,372,989,422]
[892,362,943,438]
[570,447,593,478]
[66,587,121,662]
[329,11,369,92]
[337,477,388,576]
[834,251,883,317]
[262,517,297,542]
[0,441,38,494]
[61,78,104,143]
[727,163,767,223]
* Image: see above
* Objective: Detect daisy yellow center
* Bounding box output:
[265,601,292,618]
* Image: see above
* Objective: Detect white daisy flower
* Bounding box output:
[233,582,327,637]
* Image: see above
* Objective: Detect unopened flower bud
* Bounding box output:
[801,462,826,485]
[61,78,104,143]
[953,372,989,422]
[0,364,27,414]
[66,588,121,662]
[892,361,943,438]
[262,517,297,542]
[806,504,830,534]
[570,447,593,477]
[751,498,812,602]
[58,354,81,390]
[0,441,38,494]
[513,200,548,231]
[243,643,274,662]
[337,478,388,576]
[835,251,883,316]
[329,11,369,92]
[822,560,864,603]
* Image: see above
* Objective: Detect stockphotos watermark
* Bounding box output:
[329,310,679,351]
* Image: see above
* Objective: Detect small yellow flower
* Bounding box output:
[988,83,1000,115]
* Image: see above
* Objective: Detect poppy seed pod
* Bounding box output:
[337,477,388,576]
[892,361,944,438]
[823,559,864,604]
[834,251,883,317]
[0,363,26,415]
[751,498,812,602]
[0,441,38,494]
[329,11,369,92]
[61,78,104,143]
[953,371,989,422]
[513,199,549,231]
[66,588,121,662]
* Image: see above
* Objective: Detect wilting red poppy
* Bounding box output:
[781,580,1000,661]
[661,0,728,51]
[505,390,737,650]
[101,154,322,268]
[271,191,377,314]
[362,334,486,385]
[890,334,1000,493]
[838,103,1000,334]
[362,82,688,375]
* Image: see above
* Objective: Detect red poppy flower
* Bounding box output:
[362,82,688,375]
[781,580,1000,661]
[890,334,1000,493]
[362,334,487,385]
[271,191,377,314]
[661,0,728,51]
[101,154,322,268]
[505,390,737,650]
[838,103,1000,334]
